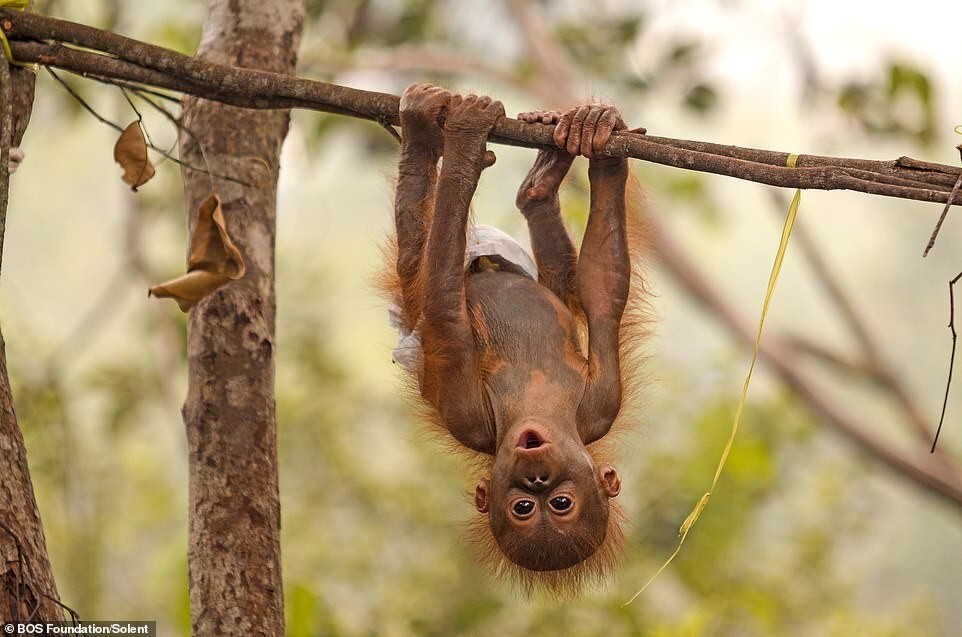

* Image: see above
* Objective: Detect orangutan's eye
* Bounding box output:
[549,496,572,513]
[512,500,535,517]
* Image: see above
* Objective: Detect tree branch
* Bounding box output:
[3,10,961,208]
[3,9,960,508]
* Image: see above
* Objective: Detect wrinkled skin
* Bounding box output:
[393,83,633,572]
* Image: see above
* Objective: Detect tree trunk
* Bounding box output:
[178,2,303,635]
[0,47,60,624]
[0,335,62,623]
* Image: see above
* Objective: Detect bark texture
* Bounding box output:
[0,338,62,623]
[0,55,59,622]
[178,2,304,635]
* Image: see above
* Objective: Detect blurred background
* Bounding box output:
[5,0,962,635]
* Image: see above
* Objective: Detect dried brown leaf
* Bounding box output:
[187,194,246,278]
[148,194,247,311]
[148,270,230,312]
[114,121,155,190]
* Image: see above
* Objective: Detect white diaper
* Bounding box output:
[390,225,537,373]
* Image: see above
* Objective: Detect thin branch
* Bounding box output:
[119,86,143,121]
[923,172,962,257]
[47,67,250,186]
[40,593,79,623]
[118,87,166,158]
[379,122,401,144]
[123,86,181,131]
[46,67,122,132]
[933,272,962,452]
[102,78,179,103]
[3,11,962,207]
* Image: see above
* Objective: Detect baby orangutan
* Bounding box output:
[387,83,645,594]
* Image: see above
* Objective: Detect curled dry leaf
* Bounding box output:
[149,194,247,311]
[114,120,156,191]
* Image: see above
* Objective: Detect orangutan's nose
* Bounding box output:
[524,473,550,491]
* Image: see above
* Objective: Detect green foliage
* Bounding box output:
[650,167,724,229]
[299,111,400,162]
[838,60,937,145]
[682,82,717,115]
[621,394,932,636]
[555,15,644,74]
[552,10,720,115]
[306,0,445,50]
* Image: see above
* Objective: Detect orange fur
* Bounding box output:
[378,172,652,597]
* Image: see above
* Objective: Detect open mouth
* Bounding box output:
[518,429,545,450]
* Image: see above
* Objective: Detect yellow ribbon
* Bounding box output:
[625,153,802,605]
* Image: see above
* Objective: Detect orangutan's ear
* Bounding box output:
[600,465,621,498]
[474,478,491,513]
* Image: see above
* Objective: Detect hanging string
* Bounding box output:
[625,153,803,606]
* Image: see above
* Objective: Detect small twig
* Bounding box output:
[123,85,181,126]
[120,87,141,119]
[119,87,174,161]
[48,68,251,187]
[41,592,80,623]
[123,88,184,167]
[923,172,962,257]
[97,76,180,103]
[46,67,122,132]
[379,120,401,144]
[933,272,962,452]
[120,84,190,153]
